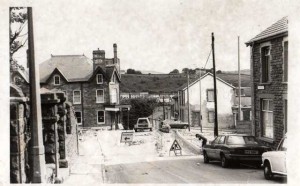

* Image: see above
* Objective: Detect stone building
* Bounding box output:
[39,44,130,129]
[246,16,288,148]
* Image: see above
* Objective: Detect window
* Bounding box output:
[14,76,21,85]
[75,111,82,125]
[261,46,270,83]
[283,41,288,82]
[97,74,103,84]
[97,110,105,124]
[207,89,214,102]
[96,89,104,103]
[54,75,60,85]
[261,99,273,138]
[218,136,226,144]
[73,90,81,104]
[243,110,251,121]
[235,88,244,96]
[208,111,214,123]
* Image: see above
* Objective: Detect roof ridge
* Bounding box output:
[51,54,85,57]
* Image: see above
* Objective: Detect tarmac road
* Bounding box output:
[104,156,287,184]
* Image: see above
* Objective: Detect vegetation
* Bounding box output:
[121,97,159,129]
[169,69,179,74]
[126,68,142,74]
[10,7,28,70]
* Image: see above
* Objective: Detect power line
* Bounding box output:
[203,49,212,69]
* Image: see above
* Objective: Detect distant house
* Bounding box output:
[246,16,288,148]
[39,44,130,129]
[10,68,30,97]
[173,72,251,129]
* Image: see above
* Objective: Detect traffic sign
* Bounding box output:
[169,139,182,156]
[120,132,134,143]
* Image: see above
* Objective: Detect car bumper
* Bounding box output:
[226,154,262,162]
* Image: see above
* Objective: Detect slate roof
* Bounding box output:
[246,16,288,45]
[40,55,94,83]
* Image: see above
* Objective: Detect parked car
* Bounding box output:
[159,123,170,133]
[262,135,287,180]
[202,134,271,168]
[134,118,152,132]
[163,119,189,129]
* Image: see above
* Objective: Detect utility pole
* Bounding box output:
[238,36,242,121]
[199,68,202,133]
[187,72,191,131]
[212,33,218,137]
[163,95,165,120]
[28,7,46,183]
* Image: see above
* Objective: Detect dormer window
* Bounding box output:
[54,75,60,85]
[97,74,103,84]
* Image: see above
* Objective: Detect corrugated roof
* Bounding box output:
[39,55,93,82]
[246,16,288,45]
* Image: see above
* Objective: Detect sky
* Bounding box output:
[12,0,289,73]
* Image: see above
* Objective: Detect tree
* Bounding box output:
[169,69,179,74]
[182,68,189,74]
[121,97,158,129]
[10,7,28,70]
[126,68,142,74]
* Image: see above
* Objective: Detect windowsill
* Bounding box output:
[97,82,103,84]
[259,137,274,144]
[73,103,81,105]
[54,84,60,86]
[96,102,105,104]
[97,123,105,125]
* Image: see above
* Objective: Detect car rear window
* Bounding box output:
[138,119,148,124]
[227,136,259,145]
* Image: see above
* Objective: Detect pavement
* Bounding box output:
[63,130,105,185]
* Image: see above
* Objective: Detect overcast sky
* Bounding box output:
[14,0,288,73]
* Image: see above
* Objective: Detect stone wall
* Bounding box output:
[10,84,30,183]
[252,36,288,148]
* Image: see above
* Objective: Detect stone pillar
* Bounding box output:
[56,93,68,168]
[65,102,72,135]
[41,93,60,178]
[10,98,28,183]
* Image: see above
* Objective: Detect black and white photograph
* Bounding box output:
[1,0,300,185]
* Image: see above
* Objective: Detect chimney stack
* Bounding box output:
[113,43,117,63]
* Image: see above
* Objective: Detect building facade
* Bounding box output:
[174,72,252,129]
[39,44,130,128]
[246,16,288,148]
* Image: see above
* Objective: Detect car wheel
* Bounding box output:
[264,162,273,180]
[203,151,209,163]
[150,128,152,131]
[221,154,229,168]
[134,129,137,132]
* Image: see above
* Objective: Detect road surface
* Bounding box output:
[104,156,287,184]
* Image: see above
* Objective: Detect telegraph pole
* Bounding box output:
[212,33,218,137]
[238,36,242,121]
[199,68,202,132]
[163,95,165,120]
[28,7,46,183]
[187,72,191,131]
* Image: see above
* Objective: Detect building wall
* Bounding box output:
[40,71,119,128]
[182,75,235,128]
[252,36,288,148]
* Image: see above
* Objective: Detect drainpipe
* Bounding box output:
[80,83,84,127]
[250,41,255,136]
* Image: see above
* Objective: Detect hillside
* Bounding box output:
[120,74,198,93]
[120,72,251,93]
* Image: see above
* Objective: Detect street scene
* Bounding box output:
[7,0,293,185]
